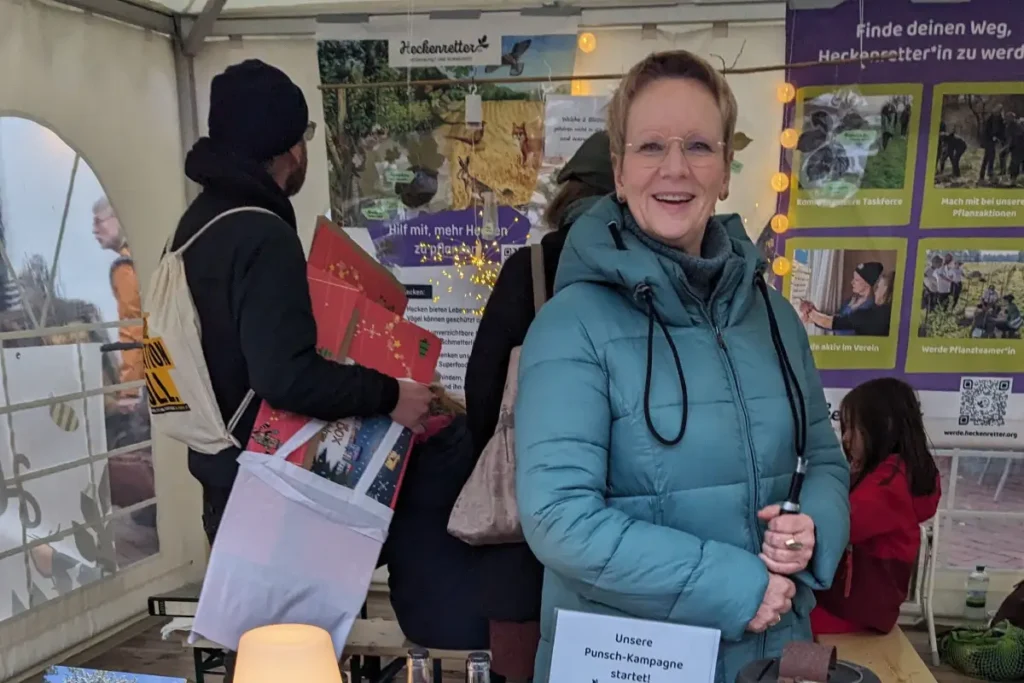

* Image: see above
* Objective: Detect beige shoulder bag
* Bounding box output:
[447,244,547,545]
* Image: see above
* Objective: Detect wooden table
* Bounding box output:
[819,628,938,683]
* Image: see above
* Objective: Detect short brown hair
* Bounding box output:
[544,179,606,230]
[606,50,738,161]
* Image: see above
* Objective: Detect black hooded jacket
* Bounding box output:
[173,139,399,490]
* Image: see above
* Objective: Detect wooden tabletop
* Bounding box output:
[819,628,938,683]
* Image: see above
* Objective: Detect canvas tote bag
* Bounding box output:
[448,244,547,545]
[144,207,273,454]
[190,419,388,657]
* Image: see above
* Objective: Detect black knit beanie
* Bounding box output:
[208,59,309,163]
[855,261,884,287]
[557,130,615,195]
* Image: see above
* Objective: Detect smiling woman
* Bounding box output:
[513,50,851,683]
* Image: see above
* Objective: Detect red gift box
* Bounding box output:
[308,216,408,316]
[247,220,441,474]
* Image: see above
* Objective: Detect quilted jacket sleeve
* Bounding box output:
[515,295,770,642]
[790,327,851,591]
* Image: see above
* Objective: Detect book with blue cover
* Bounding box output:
[44,666,186,683]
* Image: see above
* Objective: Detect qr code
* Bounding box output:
[958,377,1013,427]
[501,244,524,263]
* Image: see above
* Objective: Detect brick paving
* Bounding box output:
[934,455,1024,571]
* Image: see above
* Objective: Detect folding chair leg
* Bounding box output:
[194,648,206,683]
[925,520,941,667]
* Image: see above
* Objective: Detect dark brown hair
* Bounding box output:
[840,378,938,497]
[544,179,606,231]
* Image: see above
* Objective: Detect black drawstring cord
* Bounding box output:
[635,283,688,446]
[755,277,808,459]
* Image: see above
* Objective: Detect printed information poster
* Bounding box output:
[921,82,1024,228]
[787,84,922,229]
[905,238,1022,373]
[784,237,907,370]
[780,0,1024,449]
[316,30,579,391]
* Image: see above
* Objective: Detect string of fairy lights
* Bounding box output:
[413,72,802,314]
[771,81,799,279]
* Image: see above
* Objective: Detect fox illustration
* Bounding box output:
[512,122,543,168]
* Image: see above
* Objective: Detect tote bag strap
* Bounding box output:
[530,244,548,313]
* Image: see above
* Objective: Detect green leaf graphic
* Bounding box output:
[72,522,98,563]
[29,581,47,607]
[81,490,101,525]
[11,590,26,616]
[97,464,111,514]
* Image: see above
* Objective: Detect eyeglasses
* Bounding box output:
[303,121,317,142]
[624,132,725,168]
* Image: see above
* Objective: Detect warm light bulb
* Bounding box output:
[578,32,597,54]
[770,214,790,234]
[777,83,796,103]
[780,128,799,149]
[571,79,592,96]
[771,172,790,193]
[235,624,341,683]
[772,257,792,277]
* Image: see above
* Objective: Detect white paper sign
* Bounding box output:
[388,28,501,67]
[544,95,610,163]
[549,609,720,683]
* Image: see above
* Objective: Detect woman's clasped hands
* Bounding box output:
[746,504,817,634]
[747,573,796,633]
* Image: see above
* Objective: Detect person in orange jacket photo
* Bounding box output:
[92,196,144,403]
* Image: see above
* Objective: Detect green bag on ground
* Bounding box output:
[939,620,1024,681]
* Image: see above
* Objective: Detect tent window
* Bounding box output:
[0,116,158,624]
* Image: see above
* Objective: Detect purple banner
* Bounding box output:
[365,206,531,268]
[777,0,1024,393]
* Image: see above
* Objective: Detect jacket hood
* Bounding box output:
[554,195,768,328]
[185,137,298,229]
[558,194,606,231]
[872,455,941,524]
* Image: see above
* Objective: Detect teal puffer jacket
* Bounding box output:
[515,197,850,683]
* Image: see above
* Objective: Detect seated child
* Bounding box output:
[379,384,489,651]
[811,377,941,635]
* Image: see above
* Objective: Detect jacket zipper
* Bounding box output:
[680,276,768,659]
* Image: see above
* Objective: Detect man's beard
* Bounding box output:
[283,163,307,197]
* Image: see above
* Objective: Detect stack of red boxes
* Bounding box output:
[245,217,441,487]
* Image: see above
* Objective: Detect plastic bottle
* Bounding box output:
[965,565,990,620]
[407,647,433,683]
[466,651,491,683]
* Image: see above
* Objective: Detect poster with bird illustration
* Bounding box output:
[319,32,578,393]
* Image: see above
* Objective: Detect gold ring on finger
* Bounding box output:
[784,537,803,551]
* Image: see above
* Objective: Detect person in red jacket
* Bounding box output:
[812,377,941,635]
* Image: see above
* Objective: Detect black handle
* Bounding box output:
[780,457,808,515]
[100,342,144,353]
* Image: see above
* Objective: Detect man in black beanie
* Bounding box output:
[167,59,433,565]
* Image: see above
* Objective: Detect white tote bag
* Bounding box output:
[190,420,389,656]
[145,207,273,454]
